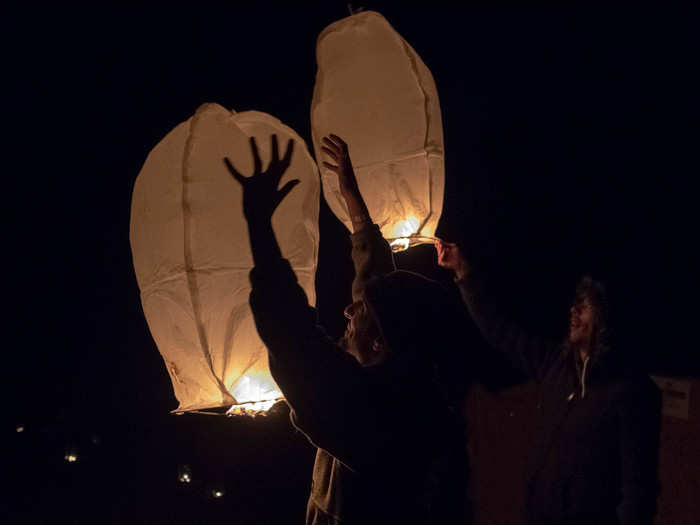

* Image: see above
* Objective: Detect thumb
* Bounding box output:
[224,158,246,185]
[277,179,301,202]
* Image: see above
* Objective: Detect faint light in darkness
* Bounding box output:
[65,453,78,463]
[178,464,192,483]
[16,425,24,433]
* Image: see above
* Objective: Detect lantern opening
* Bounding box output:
[388,235,437,252]
[225,398,282,417]
[225,375,283,416]
[386,216,436,251]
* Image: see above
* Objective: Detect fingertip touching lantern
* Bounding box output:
[311,11,445,251]
[130,103,320,415]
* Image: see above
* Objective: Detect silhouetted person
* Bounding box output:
[436,240,661,525]
[226,135,468,524]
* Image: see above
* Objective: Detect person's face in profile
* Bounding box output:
[341,300,386,366]
[569,296,594,347]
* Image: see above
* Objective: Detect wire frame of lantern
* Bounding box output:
[311,11,445,252]
[130,104,320,416]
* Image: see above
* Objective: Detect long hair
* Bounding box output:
[573,275,611,362]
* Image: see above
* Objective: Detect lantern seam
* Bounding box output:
[181,108,237,406]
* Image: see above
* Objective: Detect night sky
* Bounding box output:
[3,6,697,524]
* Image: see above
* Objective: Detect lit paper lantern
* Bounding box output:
[130,103,320,413]
[311,11,444,251]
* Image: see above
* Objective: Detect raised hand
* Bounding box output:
[435,239,469,280]
[224,135,298,223]
[321,134,359,195]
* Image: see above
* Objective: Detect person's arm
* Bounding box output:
[436,240,558,380]
[248,256,385,473]
[617,377,662,525]
[322,134,395,301]
[226,135,390,472]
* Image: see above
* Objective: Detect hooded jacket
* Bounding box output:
[249,224,468,524]
[456,270,661,525]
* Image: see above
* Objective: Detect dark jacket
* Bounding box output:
[457,272,661,525]
[249,225,467,524]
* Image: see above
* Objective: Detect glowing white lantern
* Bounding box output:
[311,11,444,251]
[130,103,320,413]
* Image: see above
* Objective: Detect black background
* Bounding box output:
[3,6,697,524]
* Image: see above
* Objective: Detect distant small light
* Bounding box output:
[16,425,24,433]
[178,464,192,483]
[65,453,78,463]
[212,489,224,498]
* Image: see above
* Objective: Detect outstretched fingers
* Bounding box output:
[328,134,349,155]
[249,136,262,174]
[270,134,279,164]
[277,179,300,203]
[321,145,340,162]
[322,161,340,172]
[322,136,342,156]
[327,134,346,147]
[280,138,295,171]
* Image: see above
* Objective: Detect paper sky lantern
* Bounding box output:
[130,103,320,413]
[311,11,444,251]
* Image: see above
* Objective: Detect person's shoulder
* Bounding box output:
[610,367,661,406]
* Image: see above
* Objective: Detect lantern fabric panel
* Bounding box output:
[130,103,320,412]
[311,10,444,248]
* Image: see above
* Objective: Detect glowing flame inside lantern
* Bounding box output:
[226,375,283,416]
[391,216,420,238]
[388,216,425,252]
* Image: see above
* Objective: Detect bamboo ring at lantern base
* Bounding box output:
[387,235,437,252]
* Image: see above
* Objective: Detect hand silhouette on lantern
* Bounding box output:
[225,135,299,222]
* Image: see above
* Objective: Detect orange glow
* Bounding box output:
[226,399,280,416]
[230,375,282,404]
[388,216,420,252]
[390,216,420,238]
[227,375,283,416]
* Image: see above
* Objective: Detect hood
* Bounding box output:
[363,270,470,400]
